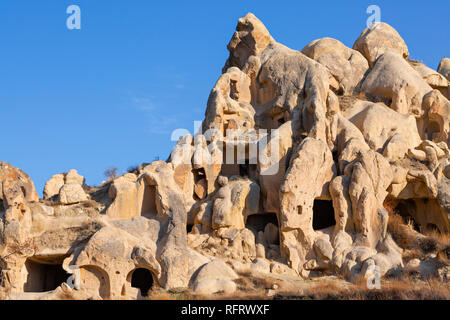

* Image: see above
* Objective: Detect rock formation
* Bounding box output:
[0,13,448,300]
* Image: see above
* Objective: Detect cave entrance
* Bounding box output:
[23,258,68,292]
[193,168,207,200]
[394,200,420,232]
[130,268,154,297]
[141,184,158,218]
[246,213,279,244]
[312,200,336,230]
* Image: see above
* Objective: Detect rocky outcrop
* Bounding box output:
[360,52,432,116]
[1,13,449,300]
[302,37,369,95]
[43,169,87,204]
[438,58,450,81]
[353,22,409,67]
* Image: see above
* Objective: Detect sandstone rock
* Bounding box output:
[43,174,65,199]
[302,37,369,95]
[251,258,271,274]
[270,261,296,275]
[347,150,392,247]
[59,183,88,204]
[212,177,260,230]
[203,67,254,136]
[170,134,195,205]
[422,90,450,145]
[360,52,432,116]
[437,57,450,81]
[106,173,140,220]
[410,60,449,99]
[224,13,274,70]
[191,259,238,294]
[194,259,238,281]
[279,138,336,272]
[263,223,278,245]
[0,162,39,205]
[353,22,409,67]
[193,278,237,295]
[341,98,421,156]
[65,169,85,186]
[258,121,293,213]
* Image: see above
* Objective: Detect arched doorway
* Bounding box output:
[130,268,154,297]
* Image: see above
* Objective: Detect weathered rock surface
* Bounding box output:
[353,22,409,67]
[360,52,432,116]
[302,37,369,95]
[1,13,449,300]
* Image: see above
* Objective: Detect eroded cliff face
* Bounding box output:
[1,14,449,300]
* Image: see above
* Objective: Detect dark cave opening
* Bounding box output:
[141,184,157,218]
[131,268,154,297]
[23,259,68,292]
[394,200,420,232]
[246,213,278,232]
[312,200,336,230]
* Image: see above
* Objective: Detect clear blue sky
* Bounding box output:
[0,0,448,195]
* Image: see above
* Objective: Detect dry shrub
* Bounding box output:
[234,274,275,291]
[387,212,418,249]
[301,280,344,299]
[104,167,119,181]
[423,229,450,250]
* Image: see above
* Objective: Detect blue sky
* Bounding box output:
[0,0,448,195]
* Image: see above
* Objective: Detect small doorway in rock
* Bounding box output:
[130,268,154,297]
[394,200,420,232]
[23,259,68,292]
[141,184,158,218]
[312,200,336,230]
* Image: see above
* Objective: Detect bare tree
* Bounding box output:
[104,166,119,181]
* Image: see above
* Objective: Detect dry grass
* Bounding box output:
[144,272,450,300]
[385,200,448,256]
[386,211,419,249]
[147,287,198,300]
[276,276,450,300]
